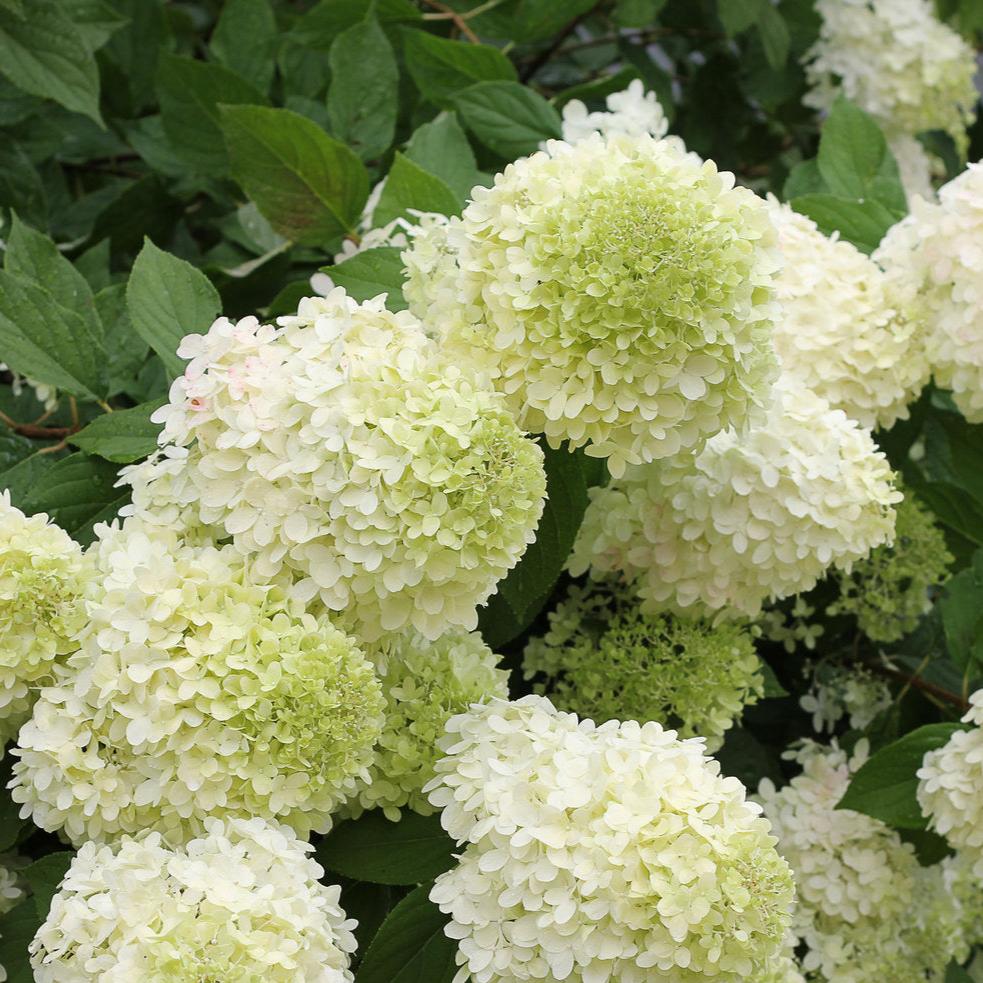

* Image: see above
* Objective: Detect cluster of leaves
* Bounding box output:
[1,0,983,980]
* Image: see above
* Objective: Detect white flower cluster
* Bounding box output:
[876,163,983,422]
[12,517,385,846]
[918,689,983,874]
[426,695,795,983]
[127,290,546,640]
[558,78,670,143]
[0,491,90,746]
[758,741,963,982]
[345,628,508,819]
[767,198,929,429]
[31,817,357,982]
[404,133,780,476]
[799,661,893,733]
[570,383,900,618]
[805,0,977,154]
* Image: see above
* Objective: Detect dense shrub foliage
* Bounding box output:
[1,0,983,980]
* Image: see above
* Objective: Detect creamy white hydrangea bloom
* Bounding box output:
[917,689,983,874]
[345,629,508,819]
[767,198,929,429]
[426,695,794,983]
[12,517,385,846]
[570,384,899,618]
[404,134,780,477]
[889,133,938,202]
[799,662,893,733]
[0,863,22,917]
[876,163,983,422]
[126,290,546,640]
[558,79,670,143]
[805,0,977,152]
[30,817,357,982]
[759,740,961,982]
[0,492,90,747]
[0,365,58,413]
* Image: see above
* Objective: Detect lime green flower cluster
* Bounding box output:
[346,629,509,820]
[523,580,763,750]
[829,489,951,642]
[12,518,385,846]
[0,491,91,747]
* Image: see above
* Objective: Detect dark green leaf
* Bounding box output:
[210,0,277,95]
[318,811,456,886]
[479,443,607,648]
[324,247,407,310]
[20,452,128,545]
[837,723,969,829]
[5,214,100,338]
[452,80,561,159]
[374,153,461,226]
[405,112,480,200]
[126,239,220,380]
[791,193,898,254]
[783,158,826,199]
[513,0,598,42]
[717,0,763,35]
[0,271,106,400]
[1,452,61,505]
[291,0,420,49]
[757,4,789,69]
[156,53,269,175]
[356,882,457,983]
[69,399,165,463]
[0,142,45,228]
[0,0,102,124]
[96,283,150,398]
[403,29,516,106]
[817,97,894,201]
[940,550,983,673]
[60,0,128,52]
[328,16,399,161]
[221,105,369,246]
[946,963,974,982]
[612,0,668,28]
[0,899,42,982]
[23,852,73,920]
[341,880,396,954]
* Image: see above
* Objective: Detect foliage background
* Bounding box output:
[1,0,983,979]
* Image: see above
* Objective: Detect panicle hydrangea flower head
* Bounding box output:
[0,862,23,918]
[569,383,900,618]
[344,628,508,820]
[558,79,670,143]
[11,517,385,847]
[889,133,939,202]
[522,579,763,751]
[426,695,795,983]
[30,817,357,982]
[798,661,893,733]
[758,598,825,655]
[767,198,929,429]
[758,740,961,982]
[804,0,977,152]
[876,163,983,422]
[0,491,91,746]
[403,134,780,477]
[829,486,952,641]
[127,290,546,641]
[917,689,983,874]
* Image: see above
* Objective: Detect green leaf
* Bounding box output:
[817,97,898,203]
[479,443,607,649]
[783,158,826,199]
[356,882,457,983]
[0,0,102,125]
[210,0,277,95]
[317,812,456,886]
[512,0,599,42]
[0,899,42,982]
[717,0,763,35]
[837,723,969,829]
[0,142,46,228]
[0,271,106,400]
[323,247,407,310]
[69,399,165,463]
[946,963,974,982]
[60,0,128,52]
[403,29,515,106]
[126,239,221,380]
[452,80,562,160]
[757,4,789,69]
[156,53,269,175]
[221,105,369,247]
[291,0,420,49]
[22,852,73,920]
[374,153,461,226]
[97,284,150,398]
[940,550,983,673]
[405,113,481,200]
[5,214,100,338]
[328,15,399,161]
[20,452,128,545]
[791,193,899,254]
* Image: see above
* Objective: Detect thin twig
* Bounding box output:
[868,658,971,713]
[0,407,77,441]
[520,3,603,83]
[420,0,480,42]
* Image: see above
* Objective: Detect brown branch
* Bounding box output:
[0,408,77,441]
[419,0,480,42]
[868,660,970,713]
